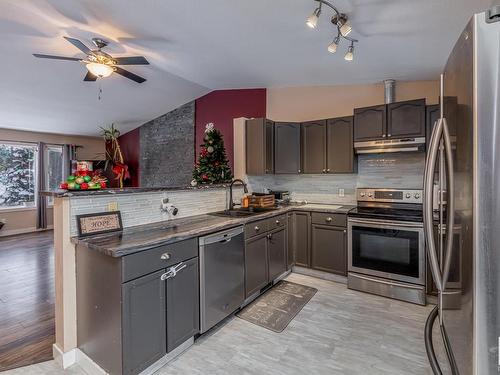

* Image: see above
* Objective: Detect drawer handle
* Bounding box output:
[254,226,260,231]
[275,220,280,225]
[161,253,171,260]
[326,217,333,223]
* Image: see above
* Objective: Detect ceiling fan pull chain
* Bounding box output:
[98,80,103,101]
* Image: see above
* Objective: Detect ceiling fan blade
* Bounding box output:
[83,71,97,81]
[63,36,91,54]
[113,56,149,65]
[33,53,81,61]
[113,66,146,83]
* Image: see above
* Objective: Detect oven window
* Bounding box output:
[352,226,420,278]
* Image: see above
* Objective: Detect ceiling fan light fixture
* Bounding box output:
[86,62,114,78]
[306,6,321,28]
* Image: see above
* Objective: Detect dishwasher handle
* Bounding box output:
[199,226,244,246]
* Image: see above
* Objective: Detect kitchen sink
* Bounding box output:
[209,209,274,218]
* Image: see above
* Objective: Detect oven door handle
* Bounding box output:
[348,217,423,229]
[349,273,424,290]
[424,117,444,293]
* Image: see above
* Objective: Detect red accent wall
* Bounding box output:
[195,89,266,170]
[118,127,140,187]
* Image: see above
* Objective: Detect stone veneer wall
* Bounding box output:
[140,101,195,187]
[68,187,243,236]
[247,152,425,204]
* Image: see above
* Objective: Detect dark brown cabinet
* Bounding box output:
[274,122,301,174]
[387,99,426,138]
[244,233,269,297]
[310,224,346,276]
[166,257,199,353]
[268,228,287,281]
[287,213,294,269]
[426,104,440,151]
[246,118,274,175]
[327,116,356,173]
[291,212,311,267]
[353,105,387,141]
[122,270,167,375]
[301,120,326,173]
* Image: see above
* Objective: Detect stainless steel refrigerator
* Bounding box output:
[424,7,500,375]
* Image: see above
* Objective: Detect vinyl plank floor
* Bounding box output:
[0,231,55,372]
[3,272,449,374]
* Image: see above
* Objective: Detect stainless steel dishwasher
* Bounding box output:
[199,226,245,333]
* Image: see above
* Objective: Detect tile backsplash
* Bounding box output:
[247,152,425,204]
[69,187,243,236]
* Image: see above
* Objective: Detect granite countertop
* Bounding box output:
[40,183,240,198]
[71,203,355,257]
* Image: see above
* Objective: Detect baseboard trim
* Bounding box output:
[76,348,107,375]
[139,337,194,375]
[0,226,53,237]
[52,344,76,369]
[292,266,347,284]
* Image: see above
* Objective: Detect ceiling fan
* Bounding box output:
[34,37,149,83]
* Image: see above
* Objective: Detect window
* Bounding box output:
[45,145,63,205]
[0,142,37,209]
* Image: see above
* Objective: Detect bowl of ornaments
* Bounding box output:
[59,162,107,191]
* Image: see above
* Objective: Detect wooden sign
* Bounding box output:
[76,211,123,237]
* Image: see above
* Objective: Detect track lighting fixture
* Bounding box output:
[306,0,358,61]
[344,43,354,61]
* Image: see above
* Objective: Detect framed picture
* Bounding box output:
[76,211,123,237]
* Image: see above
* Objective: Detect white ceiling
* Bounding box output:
[0,0,492,136]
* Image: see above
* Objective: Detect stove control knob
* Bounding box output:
[414,193,421,199]
[368,193,373,198]
[360,192,366,197]
[406,193,411,199]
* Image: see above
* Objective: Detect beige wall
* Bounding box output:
[266,80,439,122]
[0,128,104,236]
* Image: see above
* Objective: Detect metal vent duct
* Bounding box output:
[384,79,396,104]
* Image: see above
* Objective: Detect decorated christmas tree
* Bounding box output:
[192,123,232,185]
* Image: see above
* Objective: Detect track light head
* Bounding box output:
[332,13,352,36]
[307,7,322,28]
[328,36,340,53]
[344,43,354,61]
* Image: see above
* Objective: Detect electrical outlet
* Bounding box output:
[338,188,345,197]
[107,202,118,211]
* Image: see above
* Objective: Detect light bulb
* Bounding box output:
[86,62,114,78]
[328,36,340,53]
[344,45,354,61]
[306,7,321,28]
[340,21,352,36]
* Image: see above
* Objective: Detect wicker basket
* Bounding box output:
[248,194,275,209]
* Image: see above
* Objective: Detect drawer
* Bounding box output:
[245,219,269,239]
[122,238,198,282]
[311,212,346,227]
[267,214,286,230]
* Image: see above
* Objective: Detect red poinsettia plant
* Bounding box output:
[101,124,130,188]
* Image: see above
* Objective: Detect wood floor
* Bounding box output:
[0,231,55,371]
[4,273,447,375]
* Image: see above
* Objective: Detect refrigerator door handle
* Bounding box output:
[424,117,444,293]
[441,117,455,289]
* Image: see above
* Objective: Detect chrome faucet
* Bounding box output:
[228,179,249,210]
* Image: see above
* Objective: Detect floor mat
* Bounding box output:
[236,280,317,333]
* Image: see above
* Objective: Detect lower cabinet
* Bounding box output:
[122,270,167,375]
[268,228,287,280]
[293,212,311,267]
[245,234,269,297]
[310,224,347,276]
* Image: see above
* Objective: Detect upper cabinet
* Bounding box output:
[387,99,426,138]
[246,118,274,175]
[353,105,387,141]
[274,122,301,174]
[301,120,327,174]
[327,116,356,173]
[354,99,426,142]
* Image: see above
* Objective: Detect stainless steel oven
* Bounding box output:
[348,218,425,285]
[347,188,427,305]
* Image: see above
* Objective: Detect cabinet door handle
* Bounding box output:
[326,169,330,172]
[382,134,387,138]
[343,230,347,233]
[275,220,280,225]
[267,233,272,240]
[160,262,186,281]
[298,169,301,173]
[322,169,326,173]
[254,226,260,231]
[326,217,333,223]
[161,253,171,260]
[388,133,392,137]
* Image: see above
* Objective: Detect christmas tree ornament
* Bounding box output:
[191,179,198,187]
[207,146,214,153]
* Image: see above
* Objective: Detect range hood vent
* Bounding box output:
[355,137,426,154]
